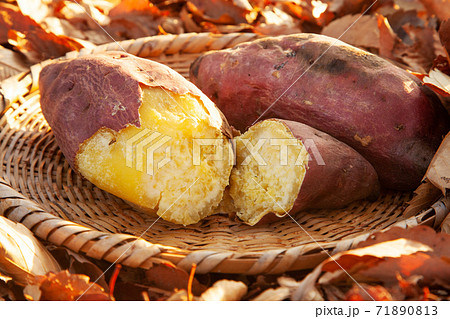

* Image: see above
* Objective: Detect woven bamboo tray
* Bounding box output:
[0,32,449,275]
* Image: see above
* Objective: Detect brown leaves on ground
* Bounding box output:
[145,262,206,295]
[421,0,450,21]
[0,216,115,301]
[0,45,28,80]
[290,226,450,301]
[0,273,26,301]
[381,15,442,72]
[322,10,444,72]
[425,132,450,195]
[0,0,449,302]
[0,216,61,285]
[188,0,256,25]
[1,0,448,74]
[411,19,450,96]
[402,180,442,219]
[105,0,178,40]
[24,270,113,301]
[0,3,84,64]
[254,5,302,35]
[48,246,109,292]
[414,68,450,97]
[322,14,379,49]
[440,18,450,56]
[0,218,247,301]
[200,279,247,301]
[166,279,247,301]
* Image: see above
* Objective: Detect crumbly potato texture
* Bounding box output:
[230,120,308,225]
[76,88,233,225]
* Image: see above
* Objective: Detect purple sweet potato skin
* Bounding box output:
[39,51,231,168]
[276,119,380,211]
[190,34,450,191]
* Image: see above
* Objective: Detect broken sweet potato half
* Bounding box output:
[230,119,380,225]
[40,52,233,225]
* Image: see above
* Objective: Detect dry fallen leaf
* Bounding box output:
[322,14,379,49]
[355,252,450,288]
[254,5,303,36]
[104,0,166,40]
[355,226,449,253]
[187,0,256,25]
[0,273,16,301]
[16,0,49,23]
[200,279,247,301]
[328,0,375,17]
[145,263,206,295]
[48,246,109,292]
[0,216,61,285]
[396,23,440,72]
[282,0,333,29]
[166,289,195,301]
[251,287,290,301]
[425,132,450,194]
[292,226,450,300]
[202,22,254,34]
[409,19,450,95]
[24,270,112,301]
[353,227,450,297]
[55,0,111,28]
[378,14,398,59]
[442,214,450,234]
[0,46,28,81]
[0,3,84,63]
[393,0,426,12]
[180,6,202,32]
[439,19,450,58]
[403,180,442,218]
[345,284,393,301]
[432,55,450,75]
[426,68,450,95]
[42,16,110,45]
[421,0,450,21]
[41,16,86,39]
[109,0,161,17]
[375,10,443,72]
[386,9,426,39]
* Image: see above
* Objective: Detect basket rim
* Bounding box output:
[1,32,449,275]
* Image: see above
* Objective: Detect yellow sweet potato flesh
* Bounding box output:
[76,87,233,225]
[229,120,308,225]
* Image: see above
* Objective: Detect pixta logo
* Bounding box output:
[236,138,325,166]
[125,129,172,176]
[125,129,325,176]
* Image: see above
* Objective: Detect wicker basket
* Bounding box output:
[0,32,449,275]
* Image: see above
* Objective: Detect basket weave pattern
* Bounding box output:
[0,33,449,274]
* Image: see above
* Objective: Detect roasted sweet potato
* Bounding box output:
[190,34,450,191]
[40,51,233,225]
[230,119,380,225]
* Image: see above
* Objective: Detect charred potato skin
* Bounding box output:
[40,51,232,169]
[190,34,450,191]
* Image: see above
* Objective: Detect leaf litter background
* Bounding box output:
[0,0,450,301]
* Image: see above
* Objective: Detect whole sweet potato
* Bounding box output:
[40,51,233,225]
[230,119,380,225]
[190,34,450,191]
